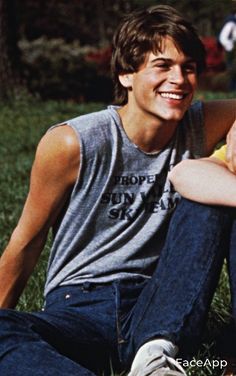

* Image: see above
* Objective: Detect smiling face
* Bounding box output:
[119,37,198,127]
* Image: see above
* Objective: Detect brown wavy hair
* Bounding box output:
[111,5,206,105]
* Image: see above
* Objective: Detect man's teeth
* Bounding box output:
[160,92,184,99]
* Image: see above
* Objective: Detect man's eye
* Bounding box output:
[184,64,197,73]
[155,64,169,69]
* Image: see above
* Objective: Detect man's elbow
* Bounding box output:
[168,160,190,189]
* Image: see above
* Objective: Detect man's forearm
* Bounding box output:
[169,159,236,207]
[0,230,47,309]
[0,252,31,309]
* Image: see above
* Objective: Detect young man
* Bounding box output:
[0,5,235,376]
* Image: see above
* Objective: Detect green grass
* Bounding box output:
[0,93,235,375]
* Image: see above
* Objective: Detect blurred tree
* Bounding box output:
[16,0,133,45]
[16,0,234,44]
[0,0,25,100]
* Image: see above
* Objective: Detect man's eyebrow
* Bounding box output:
[150,57,172,64]
[149,57,196,64]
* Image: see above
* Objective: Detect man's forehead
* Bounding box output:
[146,47,195,64]
[145,36,189,60]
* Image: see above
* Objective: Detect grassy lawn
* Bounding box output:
[0,92,235,375]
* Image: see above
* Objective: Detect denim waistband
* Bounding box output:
[46,276,149,297]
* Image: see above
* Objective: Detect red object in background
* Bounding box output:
[85,46,112,71]
[201,36,226,72]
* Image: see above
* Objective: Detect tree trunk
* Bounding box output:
[0,0,24,100]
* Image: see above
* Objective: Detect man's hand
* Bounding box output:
[226,119,236,173]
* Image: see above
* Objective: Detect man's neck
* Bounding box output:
[117,105,179,153]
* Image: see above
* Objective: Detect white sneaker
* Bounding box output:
[128,349,187,376]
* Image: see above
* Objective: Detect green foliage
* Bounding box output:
[16,0,132,45]
[19,38,113,101]
[16,0,235,43]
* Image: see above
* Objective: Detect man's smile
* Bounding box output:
[158,92,187,100]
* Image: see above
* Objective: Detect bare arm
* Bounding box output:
[0,125,80,308]
[203,99,236,157]
[168,157,236,207]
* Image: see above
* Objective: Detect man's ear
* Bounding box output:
[118,73,133,88]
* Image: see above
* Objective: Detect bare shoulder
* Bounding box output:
[203,99,236,126]
[202,99,236,154]
[34,124,80,186]
[38,124,79,156]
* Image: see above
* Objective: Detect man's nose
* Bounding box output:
[168,66,185,84]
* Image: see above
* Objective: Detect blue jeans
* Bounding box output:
[0,199,234,375]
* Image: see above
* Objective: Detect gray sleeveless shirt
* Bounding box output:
[44,102,204,295]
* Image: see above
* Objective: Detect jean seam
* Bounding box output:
[130,234,221,346]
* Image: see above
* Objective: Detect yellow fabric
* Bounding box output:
[211,144,227,162]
